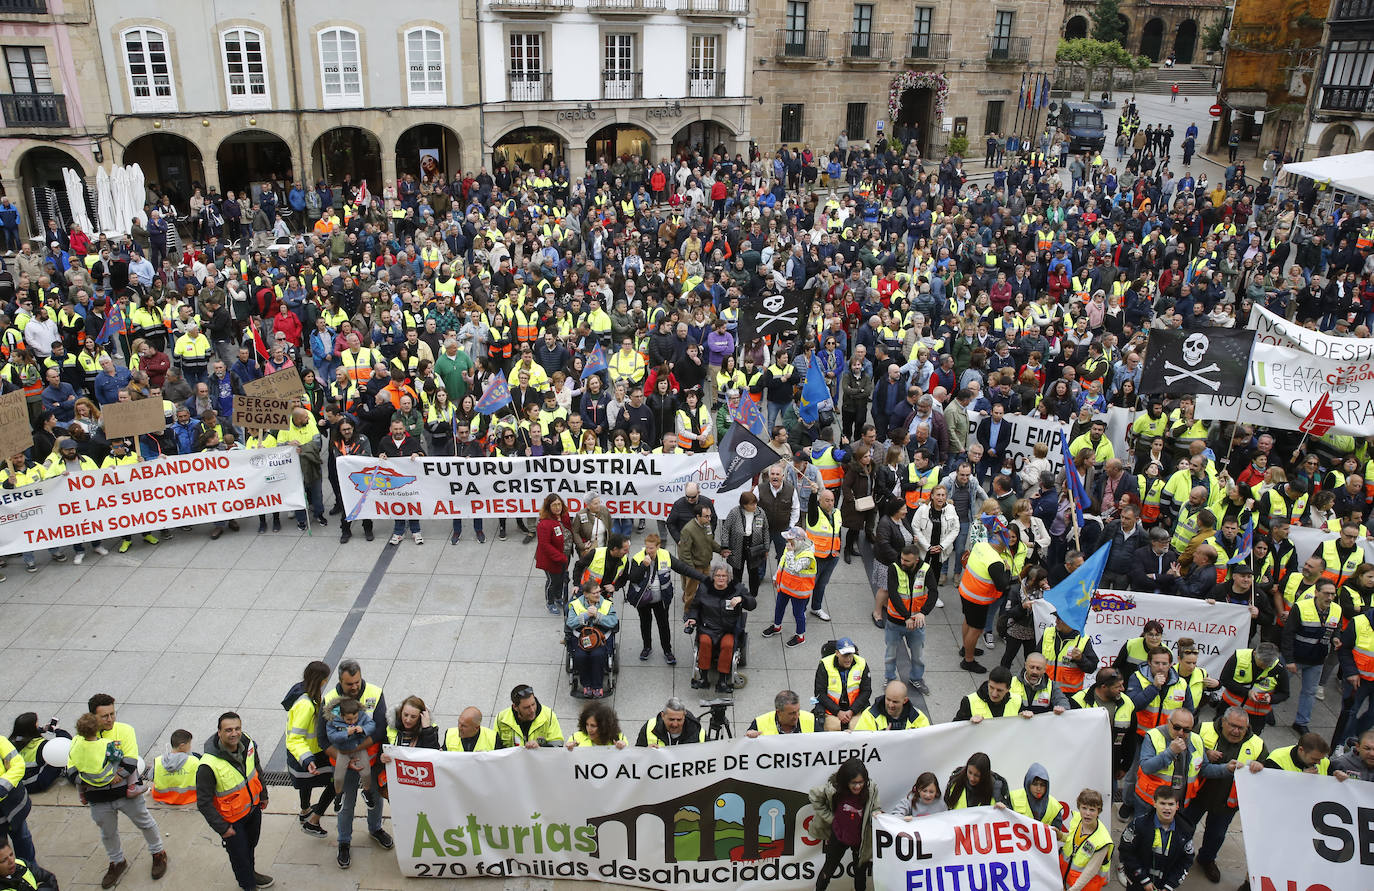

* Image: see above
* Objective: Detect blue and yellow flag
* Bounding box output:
[1042,542,1111,632]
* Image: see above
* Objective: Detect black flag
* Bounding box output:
[738,291,808,343]
[717,421,780,493]
[1139,328,1256,398]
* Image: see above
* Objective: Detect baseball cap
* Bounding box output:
[836,638,857,655]
[792,449,808,462]
[1230,564,1254,576]
[58,437,77,450]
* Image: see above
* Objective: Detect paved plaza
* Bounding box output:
[2,500,1339,889]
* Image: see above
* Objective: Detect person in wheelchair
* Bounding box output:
[566,583,619,699]
[684,562,756,693]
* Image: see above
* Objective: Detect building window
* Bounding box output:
[845,102,867,140]
[319,27,362,108]
[992,11,1014,56]
[911,7,932,54]
[689,34,720,97]
[781,103,803,142]
[851,4,873,55]
[1320,38,1374,110]
[603,33,635,100]
[985,99,1003,133]
[508,32,545,101]
[405,27,445,105]
[221,28,268,109]
[5,46,52,94]
[122,27,176,112]
[785,1,808,54]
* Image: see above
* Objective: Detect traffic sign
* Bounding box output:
[1209,103,1222,118]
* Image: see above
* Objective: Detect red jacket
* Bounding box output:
[536,514,572,572]
[710,181,727,201]
[272,311,303,346]
[650,170,666,192]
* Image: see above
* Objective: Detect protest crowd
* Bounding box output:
[1,108,1374,891]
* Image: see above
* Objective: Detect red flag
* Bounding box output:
[1299,392,1334,437]
[249,317,270,360]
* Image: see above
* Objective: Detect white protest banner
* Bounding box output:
[384,711,1110,888]
[1234,766,1374,891]
[1034,589,1251,680]
[968,412,1067,475]
[1104,405,1132,464]
[337,452,749,521]
[1196,304,1374,435]
[871,808,1062,891]
[1289,524,1374,565]
[0,447,305,554]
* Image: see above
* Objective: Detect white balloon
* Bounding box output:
[136,757,146,777]
[41,736,71,767]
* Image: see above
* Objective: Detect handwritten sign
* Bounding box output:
[243,369,302,402]
[0,390,32,459]
[233,394,294,430]
[102,398,167,438]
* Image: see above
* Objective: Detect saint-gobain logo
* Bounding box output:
[249,455,268,469]
[735,442,757,459]
[394,760,435,787]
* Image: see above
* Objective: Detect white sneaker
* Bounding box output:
[936,596,945,608]
[93,545,109,556]
[412,532,424,545]
[388,534,403,546]
[73,552,84,565]
[982,632,997,649]
[1315,686,1326,701]
[810,608,831,622]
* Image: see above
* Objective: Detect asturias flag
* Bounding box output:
[582,342,608,380]
[729,389,767,437]
[475,370,512,415]
[1042,542,1111,632]
[1060,428,1088,527]
[1227,517,1255,565]
[798,354,832,426]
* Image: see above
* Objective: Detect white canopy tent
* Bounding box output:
[1280,150,1374,201]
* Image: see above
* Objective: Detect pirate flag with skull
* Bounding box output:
[1139,328,1257,398]
[738,290,809,343]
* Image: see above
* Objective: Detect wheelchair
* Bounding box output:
[688,618,748,697]
[565,624,619,699]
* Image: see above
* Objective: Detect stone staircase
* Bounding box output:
[1136,64,1218,97]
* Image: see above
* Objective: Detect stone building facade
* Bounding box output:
[1060,0,1226,65]
[0,0,112,242]
[751,0,1065,158]
[477,0,754,169]
[84,0,481,223]
[1302,0,1374,158]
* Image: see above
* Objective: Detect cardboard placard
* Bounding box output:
[102,398,167,438]
[243,369,303,402]
[232,394,294,430]
[0,390,33,459]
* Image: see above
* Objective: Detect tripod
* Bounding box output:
[699,700,732,740]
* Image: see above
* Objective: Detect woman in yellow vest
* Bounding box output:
[943,752,1011,809]
[564,701,627,749]
[764,527,817,648]
[282,660,334,836]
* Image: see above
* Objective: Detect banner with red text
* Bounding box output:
[871,808,1062,891]
[383,711,1110,887]
[1235,766,1374,891]
[1034,589,1251,681]
[0,447,304,553]
[337,452,751,522]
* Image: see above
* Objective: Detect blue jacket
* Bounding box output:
[170,419,200,454]
[93,368,132,405]
[0,202,19,228]
[288,187,306,212]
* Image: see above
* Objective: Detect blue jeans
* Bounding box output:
[884,621,926,683]
[812,555,838,610]
[767,401,787,427]
[1333,677,1374,744]
[611,518,633,537]
[334,763,382,845]
[772,593,807,635]
[451,518,484,535]
[392,518,421,535]
[1295,662,1324,726]
[952,520,971,569]
[6,814,33,864]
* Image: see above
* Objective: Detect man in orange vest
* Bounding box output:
[958,517,1013,673]
[195,712,270,891]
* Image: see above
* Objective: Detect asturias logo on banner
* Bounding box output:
[348,465,418,495]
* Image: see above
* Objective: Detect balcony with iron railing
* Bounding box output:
[905,32,950,61]
[1331,0,1374,20]
[987,35,1030,62]
[775,29,828,61]
[842,31,892,62]
[506,70,552,101]
[0,0,47,12]
[682,0,748,16]
[588,0,665,13]
[687,69,726,98]
[601,70,642,100]
[1320,85,1374,114]
[0,93,68,128]
[489,0,571,13]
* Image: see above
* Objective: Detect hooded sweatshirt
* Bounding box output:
[1014,762,1064,828]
